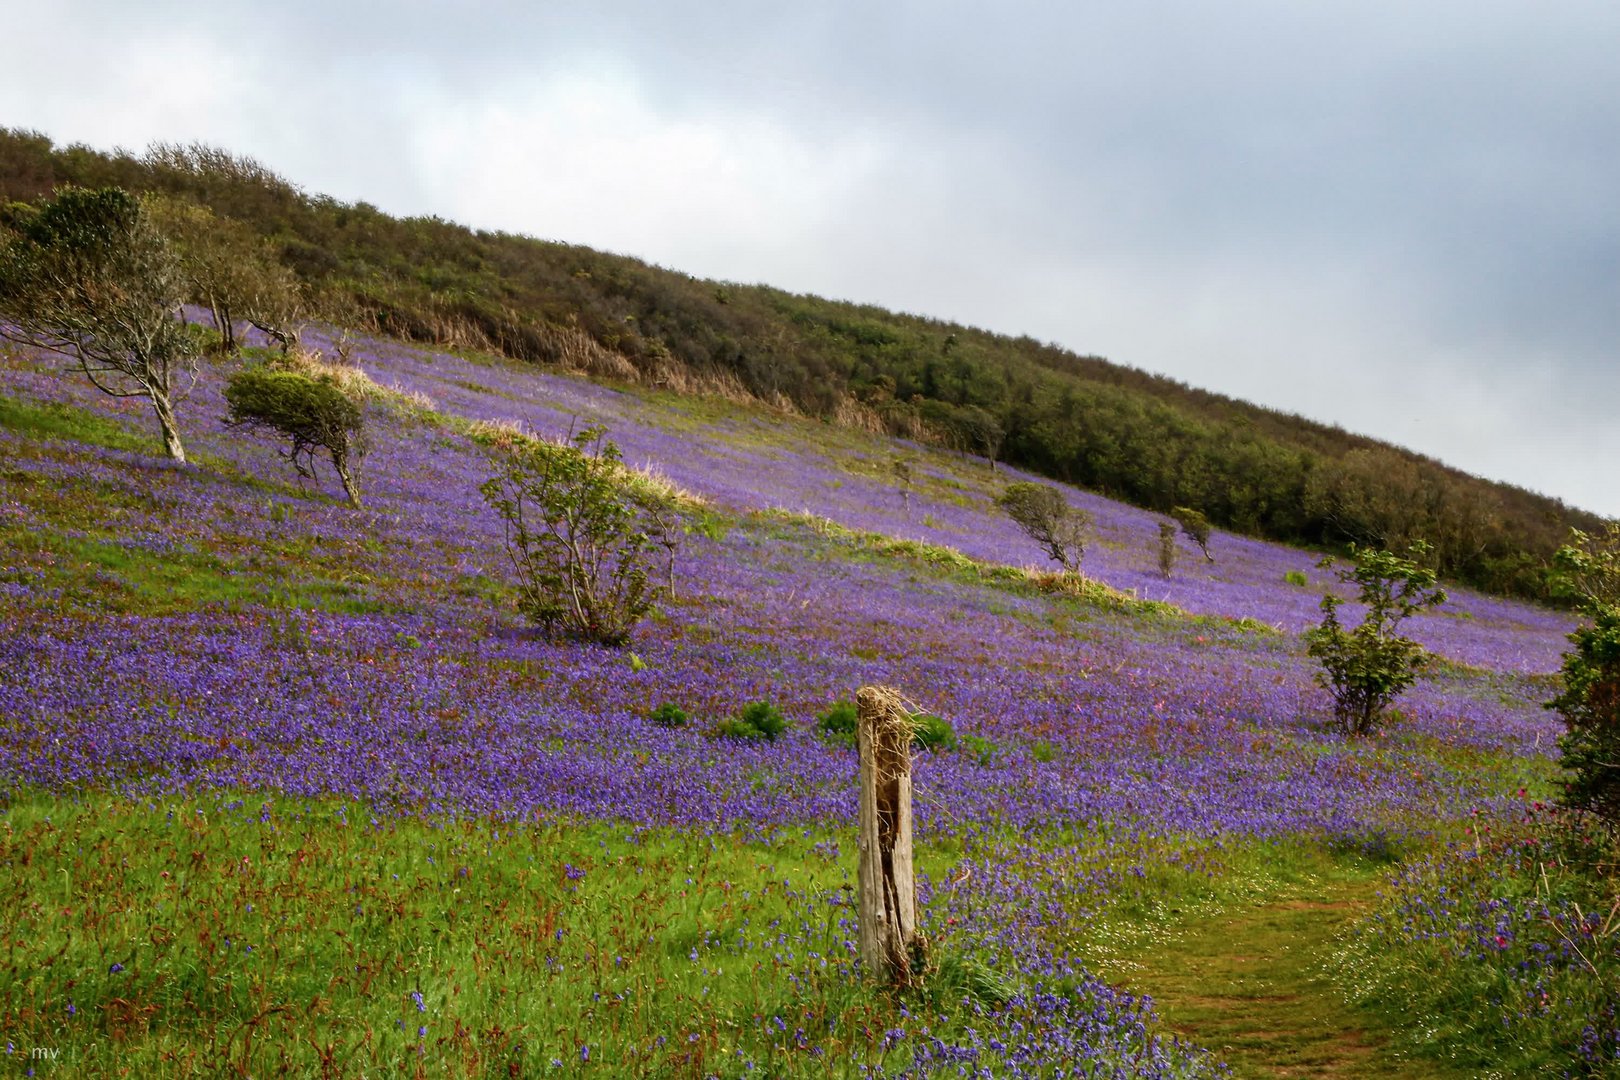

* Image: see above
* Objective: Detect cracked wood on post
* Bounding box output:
[856,685,917,985]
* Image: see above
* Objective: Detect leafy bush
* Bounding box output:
[1030,739,1058,764]
[960,732,1000,766]
[479,425,678,645]
[997,482,1090,572]
[1284,569,1309,587]
[816,700,859,747]
[1547,524,1620,826]
[911,713,957,753]
[1156,520,1177,579]
[714,700,787,742]
[224,364,367,507]
[1305,543,1446,736]
[647,702,688,729]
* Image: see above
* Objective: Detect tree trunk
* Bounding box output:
[333,451,362,508]
[856,686,918,986]
[150,391,187,463]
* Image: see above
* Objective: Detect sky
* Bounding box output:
[6,1,1617,516]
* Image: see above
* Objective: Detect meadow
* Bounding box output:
[0,326,1603,1076]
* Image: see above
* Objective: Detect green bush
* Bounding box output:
[478,425,677,645]
[1030,739,1058,764]
[647,702,688,729]
[911,713,958,753]
[1547,525,1620,826]
[224,365,367,507]
[714,700,787,742]
[816,700,858,747]
[1284,569,1309,587]
[960,732,1000,766]
[1305,542,1446,736]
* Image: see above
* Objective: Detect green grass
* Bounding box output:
[0,792,1146,1078]
[1082,842,1470,1079]
[0,394,153,454]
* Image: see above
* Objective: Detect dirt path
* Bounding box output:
[1093,874,1458,1079]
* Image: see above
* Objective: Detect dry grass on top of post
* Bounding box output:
[856,685,931,988]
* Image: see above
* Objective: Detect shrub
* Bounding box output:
[997,482,1090,572]
[1284,569,1309,587]
[1031,739,1058,764]
[911,713,957,753]
[1172,506,1214,562]
[647,702,688,729]
[817,700,859,746]
[714,700,787,742]
[1304,542,1446,736]
[1547,524,1620,827]
[479,425,678,645]
[224,364,367,507]
[1156,520,1176,579]
[960,732,1000,766]
[716,702,784,744]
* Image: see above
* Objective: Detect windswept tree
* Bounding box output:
[1172,506,1214,562]
[224,363,367,507]
[145,194,303,353]
[0,187,195,461]
[998,481,1090,573]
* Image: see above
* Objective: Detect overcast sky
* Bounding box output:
[7,2,1617,515]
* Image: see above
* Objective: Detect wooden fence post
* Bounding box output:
[856,685,918,985]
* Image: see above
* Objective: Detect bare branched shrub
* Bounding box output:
[479,425,679,645]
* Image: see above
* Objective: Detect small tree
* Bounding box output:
[224,365,367,507]
[998,482,1090,572]
[479,425,677,645]
[1305,542,1446,736]
[0,187,195,461]
[145,194,303,353]
[1172,506,1214,562]
[1547,524,1620,826]
[1157,520,1177,579]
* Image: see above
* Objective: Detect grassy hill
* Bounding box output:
[0,314,1593,1075]
[1,128,1604,604]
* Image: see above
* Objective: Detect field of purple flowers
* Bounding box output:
[0,328,1583,1075]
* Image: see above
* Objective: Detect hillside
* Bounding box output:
[0,127,1603,603]
[0,316,1584,1074]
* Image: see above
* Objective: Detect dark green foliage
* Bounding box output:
[715,700,787,742]
[478,425,677,645]
[0,128,1600,601]
[1547,525,1620,826]
[647,702,689,729]
[911,713,957,753]
[1157,520,1177,579]
[816,700,859,747]
[0,185,194,460]
[959,732,1000,766]
[1172,506,1214,563]
[224,365,367,507]
[997,482,1090,572]
[1305,543,1447,736]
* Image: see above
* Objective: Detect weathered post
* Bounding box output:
[856,685,918,985]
